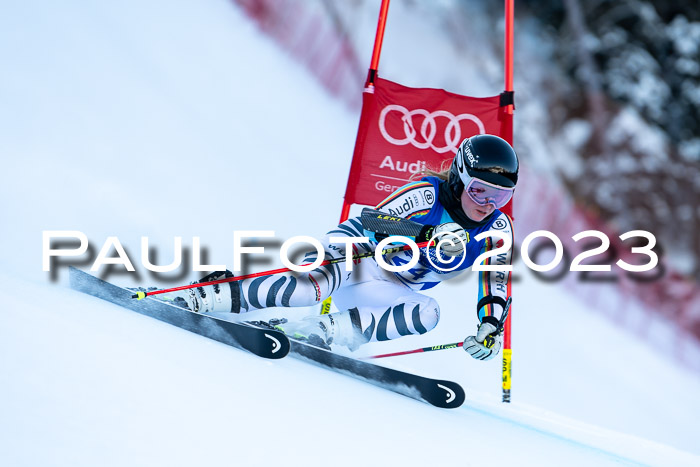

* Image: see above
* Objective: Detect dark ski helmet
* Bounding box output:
[448,134,519,198]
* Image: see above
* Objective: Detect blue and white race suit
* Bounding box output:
[238,176,513,343]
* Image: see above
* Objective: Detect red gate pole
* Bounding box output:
[324,0,391,315]
[338,0,391,224]
[501,0,515,403]
[366,0,391,87]
[504,0,515,116]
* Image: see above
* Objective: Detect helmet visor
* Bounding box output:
[465,177,514,208]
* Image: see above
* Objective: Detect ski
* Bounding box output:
[69,267,463,408]
[68,267,290,359]
[287,337,465,409]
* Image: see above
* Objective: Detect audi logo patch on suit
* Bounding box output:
[387,197,416,217]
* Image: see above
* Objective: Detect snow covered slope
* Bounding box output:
[1,1,699,466]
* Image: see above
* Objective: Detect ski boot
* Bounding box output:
[134,270,241,313]
[250,310,369,351]
[250,318,332,350]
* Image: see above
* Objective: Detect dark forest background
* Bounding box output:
[514,0,700,280]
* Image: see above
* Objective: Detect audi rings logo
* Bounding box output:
[378,105,486,154]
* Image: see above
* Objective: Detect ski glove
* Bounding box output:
[418,222,468,257]
[464,316,502,361]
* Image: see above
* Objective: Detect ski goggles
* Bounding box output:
[464,176,514,208]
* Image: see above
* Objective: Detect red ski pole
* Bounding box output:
[367,342,463,359]
[132,239,434,300]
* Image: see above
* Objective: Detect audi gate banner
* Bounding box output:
[344,77,507,208]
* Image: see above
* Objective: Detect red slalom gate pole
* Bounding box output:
[502,0,515,404]
[337,0,391,223]
[366,0,391,87]
[339,0,391,223]
[504,0,514,116]
[327,0,391,313]
[132,239,434,300]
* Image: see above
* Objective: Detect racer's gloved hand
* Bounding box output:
[418,222,468,257]
[464,316,502,361]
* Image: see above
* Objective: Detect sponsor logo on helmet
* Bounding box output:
[456,146,465,172]
[464,143,479,167]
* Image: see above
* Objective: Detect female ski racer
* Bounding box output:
[170,134,517,361]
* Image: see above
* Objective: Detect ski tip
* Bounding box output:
[132,291,146,300]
